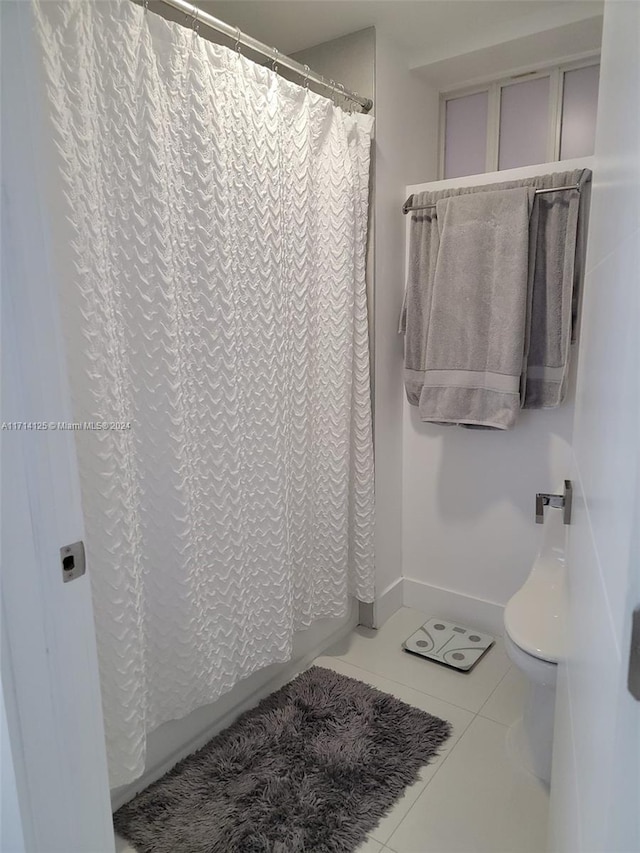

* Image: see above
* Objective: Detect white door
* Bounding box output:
[1,2,114,851]
[548,1,640,850]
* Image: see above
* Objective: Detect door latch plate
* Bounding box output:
[60,540,86,583]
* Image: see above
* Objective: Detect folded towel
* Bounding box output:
[416,187,536,429]
[524,176,589,407]
[401,169,591,426]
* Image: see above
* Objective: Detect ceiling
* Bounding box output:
[202,1,603,68]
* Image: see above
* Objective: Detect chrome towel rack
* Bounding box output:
[402,183,582,215]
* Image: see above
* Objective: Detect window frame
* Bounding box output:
[438,56,600,180]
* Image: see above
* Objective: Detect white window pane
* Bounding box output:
[560,65,600,159]
[444,91,488,179]
[499,77,550,170]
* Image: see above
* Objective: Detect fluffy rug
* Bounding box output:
[114,666,451,852]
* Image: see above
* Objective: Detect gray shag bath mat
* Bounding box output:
[114,665,451,853]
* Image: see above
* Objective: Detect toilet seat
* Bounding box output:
[504,555,566,663]
[504,631,557,688]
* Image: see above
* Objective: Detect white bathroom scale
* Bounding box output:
[403,617,494,672]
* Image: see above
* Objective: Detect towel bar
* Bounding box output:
[402,183,582,215]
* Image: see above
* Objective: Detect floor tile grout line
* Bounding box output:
[382,708,490,849]
[381,752,456,846]
[368,773,433,845]
[370,707,479,846]
[475,662,515,717]
[319,654,502,716]
[325,638,492,848]
[384,714,523,851]
[477,711,515,726]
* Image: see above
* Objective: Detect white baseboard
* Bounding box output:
[373,577,404,628]
[402,578,504,635]
[110,604,359,811]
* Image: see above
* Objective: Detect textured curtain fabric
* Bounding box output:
[34,0,375,787]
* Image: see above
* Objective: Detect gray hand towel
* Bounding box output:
[416,187,536,429]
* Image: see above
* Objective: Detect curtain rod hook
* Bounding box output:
[271,47,279,74]
[337,82,347,111]
[303,64,310,89]
[190,5,199,33]
[234,26,241,54]
[329,80,338,107]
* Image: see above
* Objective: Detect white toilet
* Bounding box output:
[503,494,568,785]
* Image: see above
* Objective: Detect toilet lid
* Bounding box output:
[504,564,565,663]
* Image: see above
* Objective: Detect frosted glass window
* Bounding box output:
[444,91,488,179]
[560,65,599,159]
[498,77,550,170]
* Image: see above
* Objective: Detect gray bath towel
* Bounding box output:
[400,169,591,424]
[416,187,536,429]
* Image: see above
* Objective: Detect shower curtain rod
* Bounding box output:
[402,182,582,214]
[155,0,374,113]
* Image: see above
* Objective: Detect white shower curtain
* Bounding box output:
[34,0,375,787]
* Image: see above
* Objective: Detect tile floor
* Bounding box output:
[116,607,550,853]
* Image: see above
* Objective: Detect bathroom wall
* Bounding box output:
[402,399,573,631]
[291,27,374,105]
[549,0,639,848]
[371,31,440,623]
[401,159,593,633]
[374,25,600,632]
